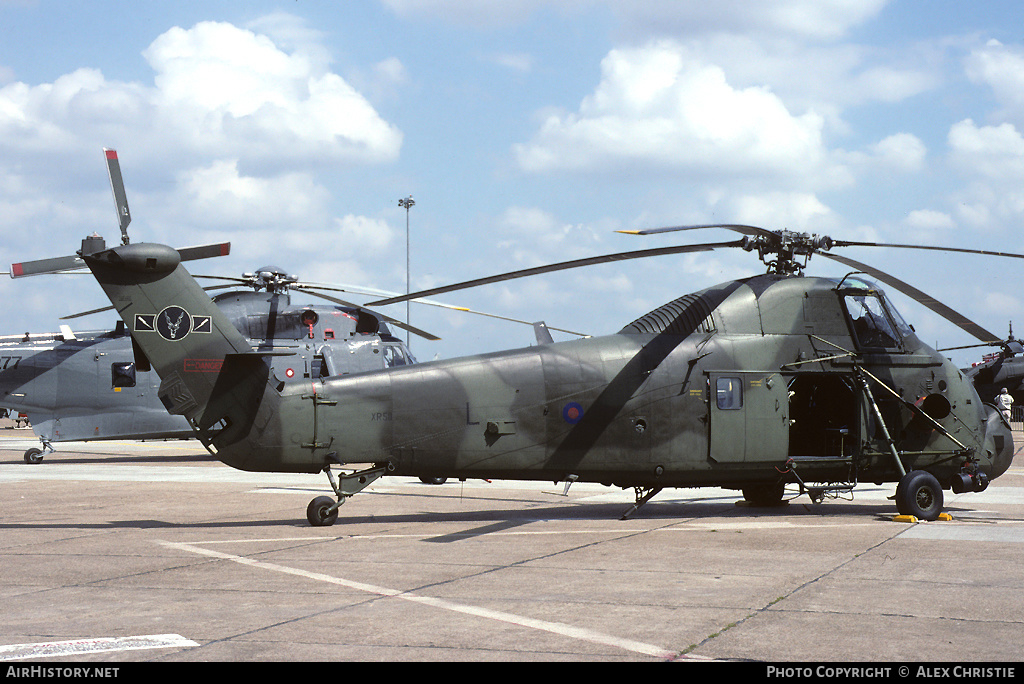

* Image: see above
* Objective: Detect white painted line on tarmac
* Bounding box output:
[160,540,679,660]
[899,523,1024,543]
[0,634,198,661]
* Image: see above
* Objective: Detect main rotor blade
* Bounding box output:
[617,223,773,238]
[299,289,441,341]
[396,300,588,337]
[60,283,241,321]
[831,240,1024,261]
[368,240,744,306]
[193,274,249,283]
[293,282,588,337]
[291,282,395,298]
[818,251,1001,343]
[937,341,1005,352]
[60,303,114,320]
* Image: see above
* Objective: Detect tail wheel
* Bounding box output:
[306,496,340,526]
[895,470,943,521]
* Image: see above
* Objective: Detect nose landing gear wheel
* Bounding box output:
[307,495,340,527]
[895,470,943,521]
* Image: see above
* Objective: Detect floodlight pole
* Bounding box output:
[398,195,415,347]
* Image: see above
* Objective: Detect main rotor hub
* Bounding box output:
[243,265,298,294]
[741,231,835,276]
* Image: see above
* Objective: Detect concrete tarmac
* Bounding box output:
[1,422,1023,664]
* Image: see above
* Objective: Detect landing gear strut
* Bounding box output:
[620,486,662,520]
[306,462,392,526]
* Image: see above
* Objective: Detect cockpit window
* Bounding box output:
[384,345,409,367]
[844,294,901,350]
[881,294,914,338]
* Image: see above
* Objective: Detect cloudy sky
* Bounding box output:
[2,0,1024,366]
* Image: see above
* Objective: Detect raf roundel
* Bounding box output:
[562,402,584,424]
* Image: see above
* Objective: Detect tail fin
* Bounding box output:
[84,242,272,452]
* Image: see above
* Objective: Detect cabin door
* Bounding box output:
[708,372,789,463]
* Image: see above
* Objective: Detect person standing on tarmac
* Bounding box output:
[997,387,1014,422]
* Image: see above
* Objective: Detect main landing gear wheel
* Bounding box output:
[306,495,339,527]
[741,482,786,506]
[23,447,44,464]
[895,470,943,521]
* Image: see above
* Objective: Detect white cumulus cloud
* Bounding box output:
[515,41,830,183]
[966,39,1024,124]
[903,209,954,231]
[0,20,402,165]
[949,119,1024,179]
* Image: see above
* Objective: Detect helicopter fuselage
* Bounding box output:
[211,274,1013,500]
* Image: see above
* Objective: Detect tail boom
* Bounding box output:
[83,243,276,457]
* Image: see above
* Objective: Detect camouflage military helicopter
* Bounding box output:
[3,151,574,463]
[16,151,1023,523]
[26,213,1015,526]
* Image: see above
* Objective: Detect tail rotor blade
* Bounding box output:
[11,242,229,279]
[178,242,232,262]
[9,254,85,278]
[104,148,131,245]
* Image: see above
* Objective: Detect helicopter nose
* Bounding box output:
[981,405,1014,481]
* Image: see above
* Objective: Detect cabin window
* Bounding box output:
[844,294,901,350]
[716,376,743,410]
[111,362,136,388]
